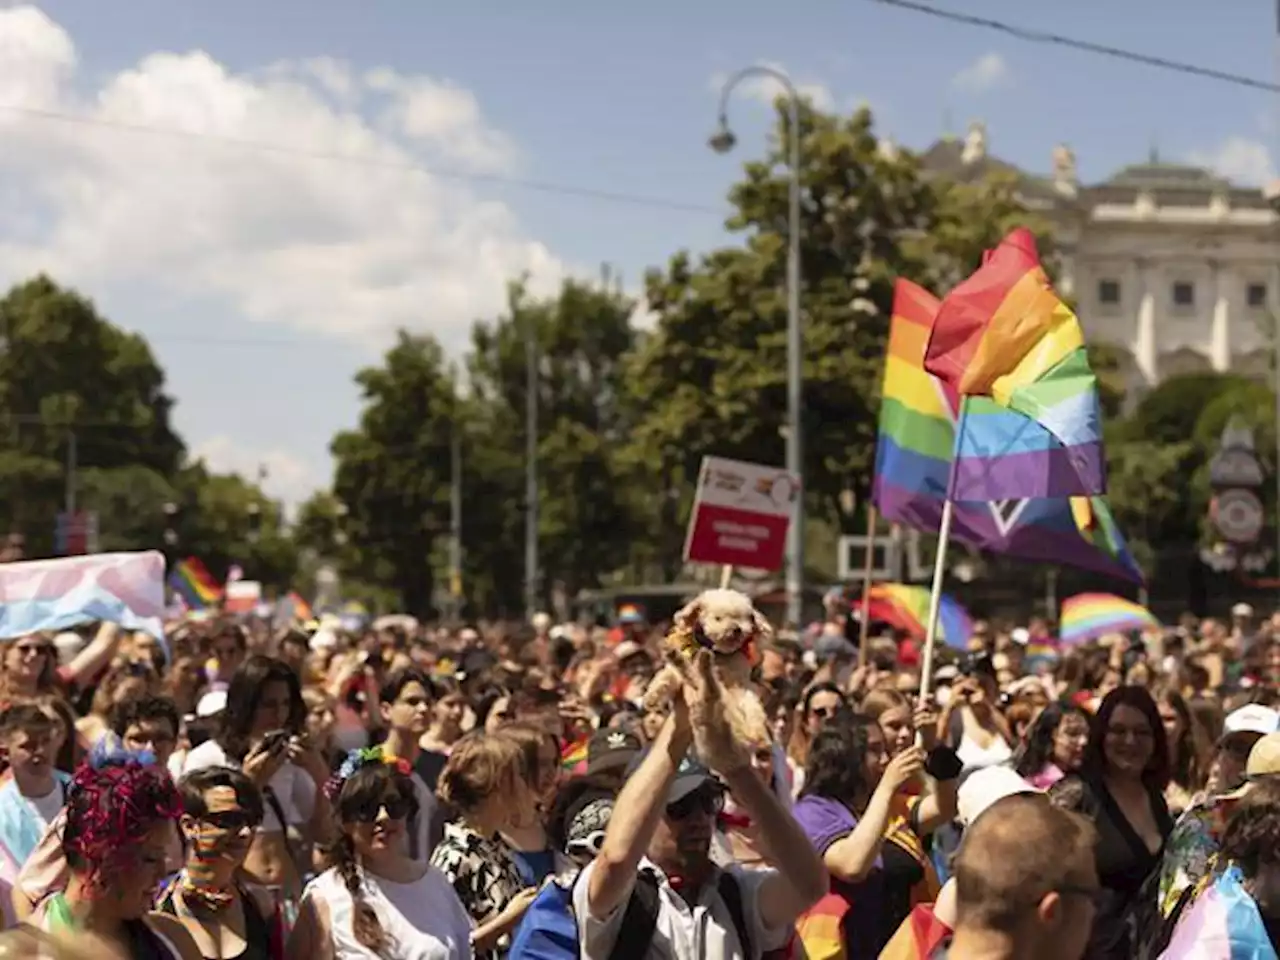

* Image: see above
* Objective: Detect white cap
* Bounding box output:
[1224,704,1280,737]
[1232,603,1254,618]
[1010,627,1030,646]
[458,627,479,643]
[309,628,338,652]
[957,767,1040,827]
[532,612,552,632]
[195,689,227,719]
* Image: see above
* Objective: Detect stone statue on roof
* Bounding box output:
[961,121,986,165]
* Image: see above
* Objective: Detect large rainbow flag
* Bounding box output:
[872,278,1141,582]
[167,557,222,610]
[1060,592,1159,644]
[924,228,1105,501]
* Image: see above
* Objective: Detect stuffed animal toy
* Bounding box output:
[643,588,774,769]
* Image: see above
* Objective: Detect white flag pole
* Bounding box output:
[917,397,971,727]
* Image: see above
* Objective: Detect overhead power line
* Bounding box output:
[0,102,722,216]
[873,0,1280,94]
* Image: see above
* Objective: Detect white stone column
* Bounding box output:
[1134,260,1158,384]
[1210,262,1231,371]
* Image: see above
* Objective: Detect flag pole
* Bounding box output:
[857,505,878,668]
[918,398,971,714]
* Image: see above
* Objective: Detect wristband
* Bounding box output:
[924,745,963,782]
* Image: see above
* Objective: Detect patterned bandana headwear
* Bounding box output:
[566,798,614,858]
[323,745,412,801]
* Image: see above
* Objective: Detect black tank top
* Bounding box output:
[157,885,273,960]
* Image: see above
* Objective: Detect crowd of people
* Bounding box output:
[0,595,1275,958]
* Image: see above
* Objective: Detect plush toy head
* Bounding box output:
[670,588,774,667]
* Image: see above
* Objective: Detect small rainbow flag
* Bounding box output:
[853,583,973,650]
[286,591,313,622]
[1060,592,1159,645]
[795,892,851,960]
[560,737,589,774]
[879,904,952,960]
[167,557,222,610]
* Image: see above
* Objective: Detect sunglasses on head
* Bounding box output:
[666,785,724,821]
[353,795,414,824]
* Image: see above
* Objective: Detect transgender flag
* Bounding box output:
[1160,866,1275,958]
[0,551,166,640]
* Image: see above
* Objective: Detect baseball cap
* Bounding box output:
[1224,704,1280,737]
[957,767,1040,827]
[195,688,227,719]
[613,640,647,664]
[627,751,715,805]
[586,728,642,776]
[1233,603,1255,618]
[1247,733,1280,778]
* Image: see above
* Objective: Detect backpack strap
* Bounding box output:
[716,871,753,959]
[610,870,661,960]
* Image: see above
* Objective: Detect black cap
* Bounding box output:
[586,728,642,776]
[626,750,715,804]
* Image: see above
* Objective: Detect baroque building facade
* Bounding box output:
[920,122,1280,398]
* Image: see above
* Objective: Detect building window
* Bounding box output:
[1097,279,1121,305]
[1172,281,1195,308]
[1248,282,1268,309]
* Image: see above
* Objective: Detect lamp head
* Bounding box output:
[708,120,737,155]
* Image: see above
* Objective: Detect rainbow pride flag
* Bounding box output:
[872,278,1141,582]
[167,557,222,610]
[879,904,952,960]
[853,583,972,649]
[1060,592,1159,645]
[924,228,1104,501]
[795,892,851,960]
[560,737,588,774]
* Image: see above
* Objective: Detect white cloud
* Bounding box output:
[1189,136,1275,186]
[0,5,567,353]
[192,434,321,510]
[709,61,834,112]
[951,53,1009,94]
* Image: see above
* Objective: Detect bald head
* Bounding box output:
[954,794,1098,933]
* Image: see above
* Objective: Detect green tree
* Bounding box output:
[624,104,1050,573]
[0,276,185,555]
[330,333,458,616]
[464,276,640,611]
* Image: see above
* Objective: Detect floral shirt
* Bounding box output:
[1156,793,1238,918]
[429,821,523,959]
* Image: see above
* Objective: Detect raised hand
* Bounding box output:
[683,650,749,776]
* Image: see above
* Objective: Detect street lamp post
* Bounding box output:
[711,65,804,626]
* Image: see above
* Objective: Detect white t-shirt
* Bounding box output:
[304,865,471,960]
[182,739,316,832]
[22,784,64,832]
[573,858,790,960]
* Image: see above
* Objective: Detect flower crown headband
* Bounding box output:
[323,745,412,801]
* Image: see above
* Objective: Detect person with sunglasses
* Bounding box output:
[288,747,471,960]
[159,767,281,960]
[576,650,826,960]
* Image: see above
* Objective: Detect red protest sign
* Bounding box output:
[683,456,798,571]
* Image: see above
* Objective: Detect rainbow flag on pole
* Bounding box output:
[854,583,973,649]
[167,557,222,610]
[872,279,1141,582]
[1060,592,1159,644]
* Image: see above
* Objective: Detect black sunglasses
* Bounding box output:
[353,795,415,824]
[666,786,724,821]
[201,810,260,832]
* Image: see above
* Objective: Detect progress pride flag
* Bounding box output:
[683,456,798,570]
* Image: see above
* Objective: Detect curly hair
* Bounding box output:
[61,755,182,876]
[1220,778,1280,879]
[328,762,419,956]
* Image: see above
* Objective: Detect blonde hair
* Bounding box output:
[436,732,525,813]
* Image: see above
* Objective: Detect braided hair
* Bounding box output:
[328,760,419,956]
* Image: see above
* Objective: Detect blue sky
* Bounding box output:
[0,0,1275,507]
